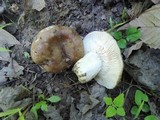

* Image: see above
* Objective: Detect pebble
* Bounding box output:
[0,6,4,15]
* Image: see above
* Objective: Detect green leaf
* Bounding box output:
[47,95,61,103]
[106,106,117,118]
[41,102,48,112]
[0,47,12,52]
[117,39,127,49]
[134,100,145,119]
[116,107,125,116]
[135,90,143,106]
[142,94,149,102]
[111,31,122,40]
[31,106,38,120]
[31,101,47,120]
[126,27,141,42]
[113,93,125,107]
[103,97,112,105]
[142,103,150,113]
[144,115,157,120]
[109,17,114,29]
[24,52,30,59]
[0,108,20,117]
[18,110,25,120]
[0,23,12,29]
[34,102,43,110]
[38,94,45,100]
[131,106,138,115]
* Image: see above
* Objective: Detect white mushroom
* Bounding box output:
[73,31,123,89]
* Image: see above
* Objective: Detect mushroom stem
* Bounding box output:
[73,52,102,83]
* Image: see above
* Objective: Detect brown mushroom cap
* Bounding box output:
[31,25,84,73]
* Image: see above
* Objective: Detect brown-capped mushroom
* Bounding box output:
[31,25,84,73]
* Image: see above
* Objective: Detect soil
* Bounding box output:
[0,0,159,120]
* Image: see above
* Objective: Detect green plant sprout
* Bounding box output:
[23,51,30,59]
[103,93,125,118]
[31,94,61,120]
[0,47,12,52]
[121,8,127,22]
[131,90,157,120]
[0,23,12,29]
[0,108,24,120]
[111,27,141,49]
[144,115,157,120]
[108,17,127,32]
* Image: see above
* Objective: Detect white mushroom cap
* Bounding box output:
[73,31,123,89]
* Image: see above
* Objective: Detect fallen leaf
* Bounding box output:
[148,102,160,119]
[123,41,143,58]
[0,60,24,83]
[32,0,45,11]
[69,103,79,120]
[77,91,100,115]
[43,106,63,120]
[120,4,160,49]
[0,29,20,61]
[0,29,20,46]
[82,96,100,114]
[126,0,152,18]
[0,86,31,111]
[151,0,160,4]
[0,52,10,61]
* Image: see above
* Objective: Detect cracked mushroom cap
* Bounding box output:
[31,25,84,73]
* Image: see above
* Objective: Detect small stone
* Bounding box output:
[0,6,4,15]
[54,87,60,92]
[111,7,118,13]
[9,3,19,13]
[104,0,112,4]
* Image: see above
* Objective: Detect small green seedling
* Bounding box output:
[103,93,125,118]
[0,47,12,52]
[121,8,127,22]
[131,90,157,120]
[108,17,126,32]
[0,108,24,120]
[111,27,141,49]
[23,52,30,59]
[0,23,12,29]
[144,115,157,120]
[31,94,61,120]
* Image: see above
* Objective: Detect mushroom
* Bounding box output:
[73,31,123,89]
[31,25,84,73]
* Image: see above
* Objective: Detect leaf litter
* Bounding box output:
[0,60,24,83]
[0,29,20,61]
[0,86,31,111]
[120,4,160,49]
[0,28,24,84]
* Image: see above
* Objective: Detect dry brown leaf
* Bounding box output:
[0,29,20,61]
[0,60,24,83]
[120,4,160,49]
[123,41,143,58]
[0,29,20,46]
[0,86,31,111]
[32,0,45,11]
